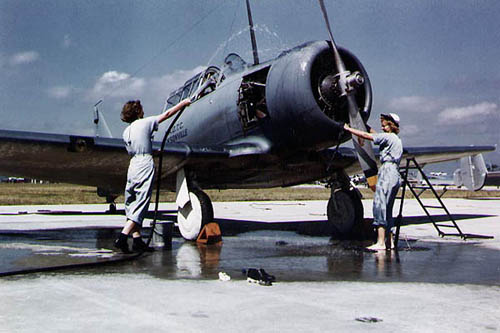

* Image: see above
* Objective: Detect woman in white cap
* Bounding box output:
[344,113,403,250]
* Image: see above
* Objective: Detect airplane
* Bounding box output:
[0,1,495,241]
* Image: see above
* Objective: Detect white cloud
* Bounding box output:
[10,51,39,66]
[48,86,72,99]
[388,96,444,113]
[148,66,205,101]
[89,71,146,100]
[62,34,72,48]
[401,124,419,136]
[88,66,205,108]
[438,102,498,124]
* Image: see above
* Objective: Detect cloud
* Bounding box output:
[88,66,205,109]
[9,51,39,66]
[47,86,73,99]
[388,96,444,113]
[437,102,498,125]
[147,66,205,102]
[89,71,146,100]
[401,124,419,136]
[62,35,72,49]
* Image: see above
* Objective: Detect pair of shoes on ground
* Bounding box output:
[246,268,276,286]
[114,236,154,254]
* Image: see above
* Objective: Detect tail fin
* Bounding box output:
[453,154,487,191]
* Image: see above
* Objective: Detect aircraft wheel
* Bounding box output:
[177,190,214,240]
[327,189,363,239]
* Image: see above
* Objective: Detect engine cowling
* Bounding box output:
[265,40,372,151]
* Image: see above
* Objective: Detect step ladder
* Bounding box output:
[394,157,493,247]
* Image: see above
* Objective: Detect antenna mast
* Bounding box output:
[245,0,259,65]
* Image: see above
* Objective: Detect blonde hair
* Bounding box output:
[387,121,400,134]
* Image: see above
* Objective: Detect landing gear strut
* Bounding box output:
[97,188,119,214]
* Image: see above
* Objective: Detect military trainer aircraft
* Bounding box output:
[0,1,495,240]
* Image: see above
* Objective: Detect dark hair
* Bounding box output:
[121,100,143,123]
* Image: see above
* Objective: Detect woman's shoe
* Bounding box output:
[114,235,132,254]
[132,238,154,252]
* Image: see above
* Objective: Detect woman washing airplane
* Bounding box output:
[344,113,403,250]
[115,98,191,253]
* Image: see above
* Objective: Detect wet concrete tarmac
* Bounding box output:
[1,199,500,331]
[1,228,500,286]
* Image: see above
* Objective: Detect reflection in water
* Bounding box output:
[373,250,401,278]
[175,242,222,278]
[326,241,403,281]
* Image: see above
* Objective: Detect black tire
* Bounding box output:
[192,189,214,226]
[327,189,364,239]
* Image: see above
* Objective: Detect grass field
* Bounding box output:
[0,183,498,205]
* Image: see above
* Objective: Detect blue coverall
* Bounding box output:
[122,116,159,226]
[372,132,403,230]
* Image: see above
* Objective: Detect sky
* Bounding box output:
[1,0,499,170]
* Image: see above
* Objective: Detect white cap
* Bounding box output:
[381,113,400,126]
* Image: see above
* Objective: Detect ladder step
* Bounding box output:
[463,233,494,239]
[435,224,458,228]
[423,205,444,209]
[397,158,482,241]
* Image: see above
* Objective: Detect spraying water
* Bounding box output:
[205,24,289,67]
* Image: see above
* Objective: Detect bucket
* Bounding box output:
[152,221,173,249]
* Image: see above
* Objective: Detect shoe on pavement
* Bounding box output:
[114,236,132,254]
[259,268,276,282]
[132,238,154,252]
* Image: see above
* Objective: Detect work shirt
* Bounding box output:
[373,132,402,165]
[122,116,159,156]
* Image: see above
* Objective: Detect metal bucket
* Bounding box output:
[152,221,173,250]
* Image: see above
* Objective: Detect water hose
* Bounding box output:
[145,108,186,247]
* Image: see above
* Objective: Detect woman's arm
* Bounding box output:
[157,98,191,124]
[344,123,374,141]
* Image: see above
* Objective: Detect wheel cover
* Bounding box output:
[177,192,203,240]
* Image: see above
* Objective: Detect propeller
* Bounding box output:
[318,0,378,189]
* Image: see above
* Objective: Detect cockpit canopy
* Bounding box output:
[164,66,221,110]
[164,53,251,111]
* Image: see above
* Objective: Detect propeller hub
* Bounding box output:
[318,74,338,107]
[319,71,364,107]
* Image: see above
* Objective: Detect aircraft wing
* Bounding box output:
[329,145,496,175]
[0,129,495,192]
[0,129,271,192]
[402,146,496,165]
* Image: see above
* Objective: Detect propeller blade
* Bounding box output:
[347,96,378,186]
[318,0,378,188]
